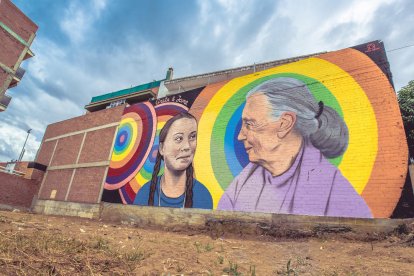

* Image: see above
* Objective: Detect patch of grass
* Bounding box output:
[217,255,224,264]
[276,256,312,275]
[194,241,202,253]
[223,261,241,276]
[205,242,214,252]
[93,237,110,250]
[194,241,214,253]
[0,229,150,275]
[123,250,146,262]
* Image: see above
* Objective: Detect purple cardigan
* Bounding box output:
[218,140,372,218]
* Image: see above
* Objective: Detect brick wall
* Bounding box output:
[34,41,409,219]
[0,0,38,42]
[101,42,408,218]
[0,31,24,68]
[0,161,29,174]
[42,105,124,140]
[0,171,39,208]
[0,0,38,69]
[36,106,124,204]
[66,167,108,203]
[0,0,38,100]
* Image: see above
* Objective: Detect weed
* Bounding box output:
[276,259,297,276]
[217,255,224,264]
[249,264,256,276]
[123,249,146,262]
[223,261,241,276]
[205,243,214,252]
[194,241,202,253]
[176,262,185,272]
[93,237,109,250]
[194,241,214,253]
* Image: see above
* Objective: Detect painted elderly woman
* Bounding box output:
[134,112,213,209]
[218,77,372,218]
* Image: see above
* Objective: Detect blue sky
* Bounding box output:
[1,0,413,162]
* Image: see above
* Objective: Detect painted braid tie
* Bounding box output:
[315,101,324,119]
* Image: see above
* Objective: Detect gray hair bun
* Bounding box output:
[246,77,349,158]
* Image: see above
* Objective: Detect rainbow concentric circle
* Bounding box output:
[113,102,189,204]
[105,102,157,191]
[194,58,378,208]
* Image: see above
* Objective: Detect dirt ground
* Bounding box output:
[0,210,413,275]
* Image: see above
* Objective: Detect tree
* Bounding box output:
[398,80,414,160]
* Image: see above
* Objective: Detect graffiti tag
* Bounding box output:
[365,43,381,53]
[156,95,189,106]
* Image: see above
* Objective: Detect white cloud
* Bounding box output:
[2,0,413,163]
[59,0,107,44]
[0,123,40,162]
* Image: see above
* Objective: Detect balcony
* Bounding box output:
[9,67,26,89]
[0,93,12,111]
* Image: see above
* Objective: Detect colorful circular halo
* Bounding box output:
[105,102,157,191]
[195,58,377,208]
[119,102,189,204]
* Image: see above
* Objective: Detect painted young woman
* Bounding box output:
[133,112,213,209]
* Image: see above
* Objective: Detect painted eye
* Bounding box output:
[174,136,183,142]
[189,133,197,140]
[245,121,254,130]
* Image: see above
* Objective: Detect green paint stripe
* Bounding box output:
[140,167,152,180]
[0,21,29,47]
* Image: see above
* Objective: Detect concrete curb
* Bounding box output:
[31,200,414,237]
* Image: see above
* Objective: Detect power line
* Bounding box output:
[386,43,414,52]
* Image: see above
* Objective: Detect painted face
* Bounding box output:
[159,118,197,172]
[238,93,281,165]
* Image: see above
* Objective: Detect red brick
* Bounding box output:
[35,140,57,166]
[66,167,106,203]
[0,171,39,208]
[0,0,38,42]
[43,106,124,140]
[50,134,83,167]
[78,127,117,164]
[38,169,73,201]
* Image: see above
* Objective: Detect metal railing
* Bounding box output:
[15,67,26,80]
[0,165,25,177]
[0,94,12,109]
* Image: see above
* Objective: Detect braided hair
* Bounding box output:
[148,112,196,207]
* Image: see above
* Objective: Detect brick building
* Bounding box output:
[29,40,411,219]
[0,0,37,111]
[34,54,316,206]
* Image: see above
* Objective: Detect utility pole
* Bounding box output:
[17,128,32,162]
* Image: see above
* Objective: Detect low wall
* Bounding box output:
[0,171,39,209]
[32,199,414,236]
[100,203,411,235]
[33,199,100,219]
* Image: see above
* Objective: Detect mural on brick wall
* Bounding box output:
[101,41,408,218]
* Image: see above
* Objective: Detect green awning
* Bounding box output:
[90,80,161,103]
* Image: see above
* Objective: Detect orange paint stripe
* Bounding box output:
[320,48,408,218]
[190,80,229,121]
